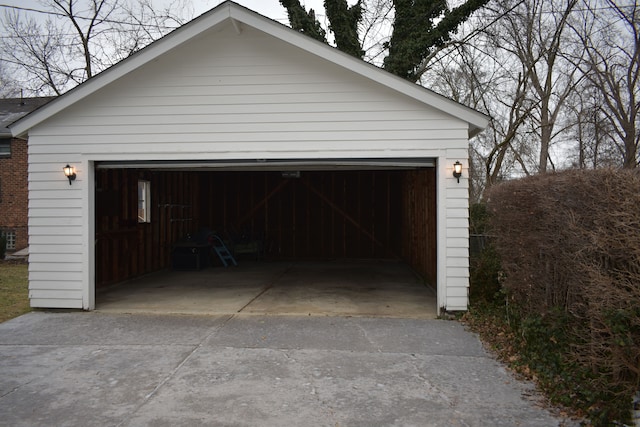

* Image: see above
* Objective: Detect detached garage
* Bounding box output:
[10,1,487,314]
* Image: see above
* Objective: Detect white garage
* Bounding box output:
[10,1,487,314]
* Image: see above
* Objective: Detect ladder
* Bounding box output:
[211,235,237,267]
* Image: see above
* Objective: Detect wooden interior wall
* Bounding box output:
[199,171,404,260]
[95,169,200,288]
[401,169,437,284]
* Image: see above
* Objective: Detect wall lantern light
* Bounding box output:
[63,164,76,185]
[453,161,463,183]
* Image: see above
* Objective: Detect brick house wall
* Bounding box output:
[0,137,28,251]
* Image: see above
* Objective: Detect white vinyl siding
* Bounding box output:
[442,152,471,311]
[29,25,465,158]
[28,160,84,308]
[26,20,473,311]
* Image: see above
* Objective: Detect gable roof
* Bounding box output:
[1,97,54,138]
[10,1,488,138]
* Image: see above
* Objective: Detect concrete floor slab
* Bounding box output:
[96,260,438,318]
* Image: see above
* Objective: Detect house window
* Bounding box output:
[0,140,10,157]
[138,180,151,223]
[1,230,16,250]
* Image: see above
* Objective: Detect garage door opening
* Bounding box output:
[94,162,438,316]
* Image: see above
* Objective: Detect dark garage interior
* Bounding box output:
[94,165,438,314]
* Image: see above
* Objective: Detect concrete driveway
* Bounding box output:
[0,312,576,426]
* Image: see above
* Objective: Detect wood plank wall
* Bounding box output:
[199,171,404,260]
[95,169,200,287]
[95,168,437,287]
[401,169,437,284]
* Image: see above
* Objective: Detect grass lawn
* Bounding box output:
[0,260,30,323]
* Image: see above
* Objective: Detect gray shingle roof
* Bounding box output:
[0,97,54,138]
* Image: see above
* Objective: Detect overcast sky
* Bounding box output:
[205,0,325,22]
[0,0,328,25]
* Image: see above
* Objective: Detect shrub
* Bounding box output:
[485,169,640,425]
[470,203,491,234]
[469,203,503,305]
[0,235,6,260]
[469,243,502,305]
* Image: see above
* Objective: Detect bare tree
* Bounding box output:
[0,62,20,97]
[492,0,582,173]
[110,0,194,59]
[424,0,603,200]
[566,84,619,169]
[1,0,122,95]
[0,0,192,96]
[426,40,535,200]
[358,0,394,66]
[569,0,640,168]
[1,11,69,95]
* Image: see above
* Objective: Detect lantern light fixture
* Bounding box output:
[63,164,76,185]
[453,161,462,183]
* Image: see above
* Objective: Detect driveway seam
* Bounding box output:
[115,314,236,427]
[236,264,294,314]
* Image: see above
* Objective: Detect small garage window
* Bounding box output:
[137,180,151,223]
